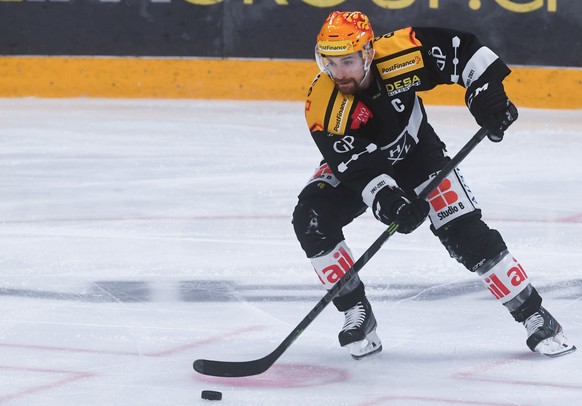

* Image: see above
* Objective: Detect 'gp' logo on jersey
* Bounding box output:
[333,136,356,153]
[429,46,446,71]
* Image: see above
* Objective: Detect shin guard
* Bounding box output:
[310,241,361,293]
[476,250,539,318]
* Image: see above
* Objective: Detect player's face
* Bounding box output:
[323,53,367,94]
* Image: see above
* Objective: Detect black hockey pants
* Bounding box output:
[292,122,508,273]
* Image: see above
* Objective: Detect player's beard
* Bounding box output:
[335,78,360,95]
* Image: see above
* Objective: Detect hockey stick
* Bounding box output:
[193,127,489,377]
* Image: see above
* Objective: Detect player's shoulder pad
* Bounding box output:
[305,72,356,136]
[372,27,423,58]
[372,27,425,82]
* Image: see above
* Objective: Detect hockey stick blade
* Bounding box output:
[193,127,489,378]
[194,354,275,378]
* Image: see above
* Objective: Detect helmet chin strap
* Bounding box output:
[358,48,375,88]
[358,67,372,88]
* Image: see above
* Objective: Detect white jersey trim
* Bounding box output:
[362,174,398,207]
[462,46,499,88]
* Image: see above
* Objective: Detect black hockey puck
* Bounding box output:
[201,390,222,401]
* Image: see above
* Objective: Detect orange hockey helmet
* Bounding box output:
[316,11,374,57]
[315,11,375,78]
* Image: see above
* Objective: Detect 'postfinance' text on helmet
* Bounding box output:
[316,11,374,57]
[315,11,376,83]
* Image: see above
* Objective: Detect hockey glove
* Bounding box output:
[465,80,518,142]
[372,187,430,234]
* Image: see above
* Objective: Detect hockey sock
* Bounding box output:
[332,281,366,312]
[310,240,361,291]
[509,288,542,323]
[476,250,538,317]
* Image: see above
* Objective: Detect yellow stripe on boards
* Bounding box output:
[0,56,580,109]
[0,57,319,100]
[418,66,582,110]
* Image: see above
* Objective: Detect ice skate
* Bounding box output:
[338,298,382,360]
[524,306,576,357]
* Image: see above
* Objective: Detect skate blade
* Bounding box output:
[351,344,383,360]
[539,344,577,358]
[344,330,383,360]
[535,331,577,358]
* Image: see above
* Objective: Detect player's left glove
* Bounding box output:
[372,187,430,234]
[465,80,518,142]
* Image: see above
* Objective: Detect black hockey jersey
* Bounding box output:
[304,26,511,205]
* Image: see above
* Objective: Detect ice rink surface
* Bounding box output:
[0,98,581,405]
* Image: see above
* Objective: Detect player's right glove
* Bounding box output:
[372,187,430,234]
[465,80,518,142]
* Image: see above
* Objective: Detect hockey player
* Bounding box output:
[292,11,576,360]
